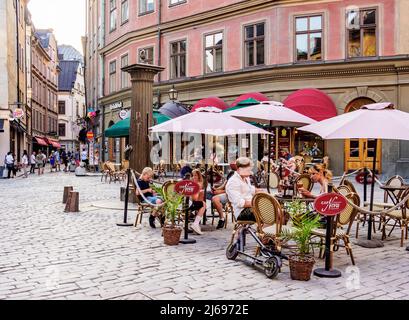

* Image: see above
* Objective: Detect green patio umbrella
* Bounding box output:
[105,111,171,138]
[222,97,260,113]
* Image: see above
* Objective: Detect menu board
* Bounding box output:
[277,127,291,155]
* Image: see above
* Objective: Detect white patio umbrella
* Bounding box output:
[299,102,409,246]
[224,101,316,191]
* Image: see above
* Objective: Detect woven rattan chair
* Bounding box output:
[252,193,292,254]
[340,178,357,194]
[381,188,409,247]
[312,192,360,265]
[130,170,165,227]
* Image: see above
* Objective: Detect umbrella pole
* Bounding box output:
[357,138,383,248]
[368,139,377,240]
[267,121,272,193]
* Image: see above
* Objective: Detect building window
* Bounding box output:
[109,0,117,32]
[58,123,66,137]
[347,8,377,58]
[295,15,322,61]
[138,47,154,64]
[109,60,117,93]
[169,0,186,6]
[58,101,66,115]
[121,54,129,89]
[121,0,129,24]
[139,0,154,15]
[170,40,186,79]
[244,23,265,67]
[205,32,223,73]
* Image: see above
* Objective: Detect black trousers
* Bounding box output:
[7,165,14,178]
[30,164,36,173]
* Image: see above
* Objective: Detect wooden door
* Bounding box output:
[344,98,381,172]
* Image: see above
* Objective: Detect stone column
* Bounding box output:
[122,64,164,173]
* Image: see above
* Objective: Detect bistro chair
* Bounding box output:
[381,188,409,247]
[130,170,165,227]
[339,178,357,194]
[293,173,314,197]
[312,192,360,265]
[252,193,291,254]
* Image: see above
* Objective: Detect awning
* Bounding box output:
[34,136,48,146]
[47,139,61,149]
[105,111,171,138]
[231,92,269,107]
[283,88,337,121]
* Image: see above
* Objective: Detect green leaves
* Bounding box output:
[280,200,321,255]
[152,184,184,226]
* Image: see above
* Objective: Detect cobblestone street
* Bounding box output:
[0,171,408,300]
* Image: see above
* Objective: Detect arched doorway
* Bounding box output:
[344,98,381,172]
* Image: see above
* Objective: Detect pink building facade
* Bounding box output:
[91,0,409,176]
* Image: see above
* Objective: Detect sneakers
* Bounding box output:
[148,215,156,228]
[190,223,203,235]
[216,219,225,229]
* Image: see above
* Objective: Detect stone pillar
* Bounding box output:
[122,64,164,173]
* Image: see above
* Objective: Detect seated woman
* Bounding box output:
[226,157,258,223]
[137,167,163,229]
[189,169,206,235]
[207,170,235,229]
[297,164,332,198]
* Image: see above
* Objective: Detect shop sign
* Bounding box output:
[119,109,130,120]
[314,193,348,216]
[175,180,200,196]
[109,102,123,110]
[13,108,24,119]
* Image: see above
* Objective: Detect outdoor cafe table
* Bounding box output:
[380,185,409,205]
[274,195,316,204]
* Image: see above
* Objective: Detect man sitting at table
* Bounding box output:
[226,157,259,223]
[137,167,164,228]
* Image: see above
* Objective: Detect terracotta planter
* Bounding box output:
[162,226,182,246]
[289,254,315,281]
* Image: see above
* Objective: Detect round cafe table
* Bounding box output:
[379,185,409,205]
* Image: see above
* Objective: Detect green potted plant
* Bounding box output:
[152,184,184,245]
[280,200,321,281]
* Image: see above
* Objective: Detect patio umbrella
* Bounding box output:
[299,102,409,246]
[224,101,316,191]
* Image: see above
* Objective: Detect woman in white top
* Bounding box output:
[30,151,36,174]
[21,150,29,178]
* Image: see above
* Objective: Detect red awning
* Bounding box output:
[47,139,61,149]
[283,88,337,121]
[191,97,229,112]
[231,92,269,107]
[34,137,48,146]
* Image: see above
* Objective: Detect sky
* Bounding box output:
[28,0,85,55]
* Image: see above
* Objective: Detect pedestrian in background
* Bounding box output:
[30,151,36,174]
[61,149,68,172]
[49,152,55,172]
[21,150,29,178]
[54,149,61,171]
[5,152,14,179]
[36,150,44,175]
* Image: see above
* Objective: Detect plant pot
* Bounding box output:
[288,254,315,281]
[162,225,182,246]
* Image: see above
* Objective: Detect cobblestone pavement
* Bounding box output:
[0,171,408,300]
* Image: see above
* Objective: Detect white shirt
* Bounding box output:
[22,155,28,165]
[5,154,14,165]
[226,171,256,218]
[30,154,36,164]
[81,151,87,160]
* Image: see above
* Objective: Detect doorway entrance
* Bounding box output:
[344,98,381,172]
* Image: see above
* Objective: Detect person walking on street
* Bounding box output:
[49,152,55,172]
[5,152,14,179]
[21,150,29,178]
[61,149,68,172]
[36,150,44,175]
[74,149,80,167]
[81,148,88,168]
[30,151,36,174]
[54,150,61,171]
[94,150,100,172]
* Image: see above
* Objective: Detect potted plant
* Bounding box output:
[152,184,184,245]
[280,200,321,281]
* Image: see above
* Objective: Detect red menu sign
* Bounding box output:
[314,193,348,216]
[355,172,374,184]
[175,180,200,196]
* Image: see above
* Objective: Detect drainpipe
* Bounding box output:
[157,0,162,105]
